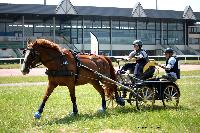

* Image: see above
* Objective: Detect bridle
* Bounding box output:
[23,48,41,69]
[23,47,68,69]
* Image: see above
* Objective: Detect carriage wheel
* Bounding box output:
[136,86,155,110]
[128,91,137,106]
[105,90,122,108]
[162,84,180,108]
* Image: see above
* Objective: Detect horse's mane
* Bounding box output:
[33,39,62,52]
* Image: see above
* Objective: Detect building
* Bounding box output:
[0,0,200,57]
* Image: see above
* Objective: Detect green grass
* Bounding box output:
[0,63,20,69]
[0,71,200,132]
[181,70,200,76]
[0,64,45,69]
[0,76,47,84]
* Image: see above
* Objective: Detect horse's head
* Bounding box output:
[21,40,40,75]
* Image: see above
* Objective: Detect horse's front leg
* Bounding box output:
[68,85,78,116]
[34,82,57,119]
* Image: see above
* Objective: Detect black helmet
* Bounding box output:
[164,48,174,54]
[132,40,143,48]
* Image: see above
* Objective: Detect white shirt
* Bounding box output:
[166,57,177,78]
[129,49,148,59]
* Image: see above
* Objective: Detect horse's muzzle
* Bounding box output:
[21,63,30,75]
[21,68,30,75]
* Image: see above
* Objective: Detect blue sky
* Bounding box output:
[0,0,199,12]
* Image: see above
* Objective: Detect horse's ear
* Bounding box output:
[27,39,34,48]
[27,39,32,44]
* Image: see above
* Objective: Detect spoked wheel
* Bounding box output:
[105,90,122,108]
[128,90,137,105]
[136,86,155,110]
[162,84,180,108]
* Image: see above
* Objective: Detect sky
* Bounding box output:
[0,0,199,12]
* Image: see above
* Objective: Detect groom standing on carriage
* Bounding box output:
[157,48,180,82]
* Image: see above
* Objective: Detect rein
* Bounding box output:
[31,48,68,69]
[29,47,115,83]
[44,50,79,77]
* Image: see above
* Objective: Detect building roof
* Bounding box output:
[145,9,184,19]
[74,6,132,17]
[0,3,199,20]
[0,3,56,14]
[194,12,200,20]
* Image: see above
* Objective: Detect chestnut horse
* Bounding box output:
[21,39,124,119]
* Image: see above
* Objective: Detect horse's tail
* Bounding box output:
[104,56,125,106]
[104,56,117,81]
[102,56,117,95]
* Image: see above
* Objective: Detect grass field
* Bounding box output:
[0,71,200,132]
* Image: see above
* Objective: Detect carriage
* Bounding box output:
[106,58,181,110]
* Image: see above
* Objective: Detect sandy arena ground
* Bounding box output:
[0,65,200,77]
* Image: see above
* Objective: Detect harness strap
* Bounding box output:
[69,50,81,83]
[45,69,74,77]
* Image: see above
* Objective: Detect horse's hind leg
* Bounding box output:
[34,82,57,119]
[91,81,106,112]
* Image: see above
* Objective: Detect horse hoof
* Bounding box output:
[68,112,78,117]
[97,108,106,113]
[34,111,41,119]
[117,98,125,106]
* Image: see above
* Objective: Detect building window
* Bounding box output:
[112,21,119,29]
[168,23,177,30]
[177,23,183,30]
[189,38,199,44]
[84,29,110,44]
[147,22,155,30]
[156,22,161,30]
[120,21,128,29]
[168,31,184,45]
[102,21,110,29]
[129,21,136,29]
[137,21,146,29]
[137,30,155,44]
[0,23,6,32]
[93,21,101,28]
[84,20,93,28]
[112,29,136,44]
[162,22,167,30]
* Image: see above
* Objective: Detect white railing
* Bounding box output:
[0,58,24,64]
[110,55,200,63]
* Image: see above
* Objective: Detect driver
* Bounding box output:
[127,40,149,78]
[158,48,180,82]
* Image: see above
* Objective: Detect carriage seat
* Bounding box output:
[140,59,156,80]
[118,63,136,74]
[117,59,156,80]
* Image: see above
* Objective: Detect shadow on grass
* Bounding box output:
[152,105,190,111]
[42,104,190,126]
[46,111,112,125]
[112,104,190,114]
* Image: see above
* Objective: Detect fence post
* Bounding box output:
[185,57,187,64]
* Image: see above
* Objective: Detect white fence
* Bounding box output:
[110,55,200,63]
[0,58,24,64]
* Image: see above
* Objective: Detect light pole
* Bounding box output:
[156,0,158,10]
